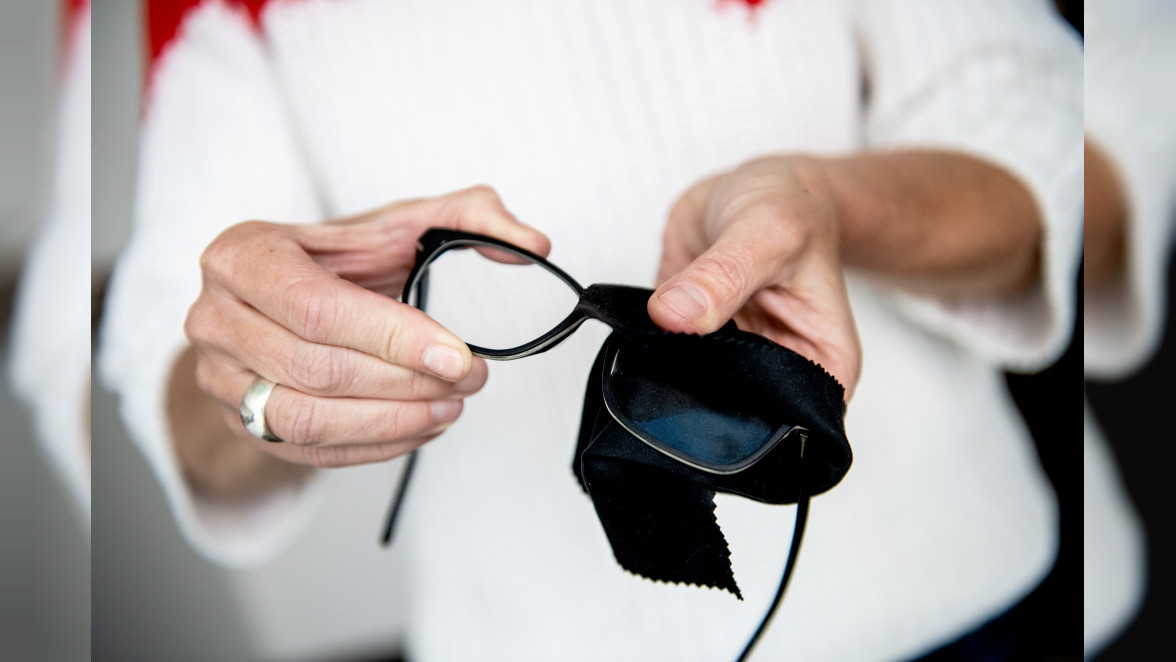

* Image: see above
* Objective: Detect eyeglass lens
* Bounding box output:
[605,345,779,471]
[419,245,580,352]
[415,233,790,473]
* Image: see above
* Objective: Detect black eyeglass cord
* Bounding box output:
[735,490,810,662]
[382,447,811,662]
[381,449,418,544]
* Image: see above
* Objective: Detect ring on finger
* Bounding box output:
[240,377,283,442]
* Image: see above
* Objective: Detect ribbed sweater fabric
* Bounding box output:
[99,1,1084,660]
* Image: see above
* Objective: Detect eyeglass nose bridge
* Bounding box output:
[574,283,666,332]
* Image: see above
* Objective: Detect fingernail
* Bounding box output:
[430,400,463,425]
[423,345,465,381]
[659,283,708,322]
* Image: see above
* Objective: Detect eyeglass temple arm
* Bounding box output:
[735,436,809,662]
[382,450,418,545]
[383,270,432,545]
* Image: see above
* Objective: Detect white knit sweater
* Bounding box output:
[99,1,1083,660]
[1082,0,1176,656]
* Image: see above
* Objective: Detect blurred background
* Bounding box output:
[17,9,403,661]
[0,1,90,660]
[86,2,258,658]
[0,0,1171,661]
[2,0,257,659]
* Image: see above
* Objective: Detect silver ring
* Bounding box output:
[240,377,283,442]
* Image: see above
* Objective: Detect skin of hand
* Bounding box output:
[649,152,1044,403]
[172,186,550,499]
[650,157,862,401]
[1083,139,1129,289]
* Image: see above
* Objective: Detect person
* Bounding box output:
[97,1,1082,660]
[8,0,91,535]
[1083,0,1176,656]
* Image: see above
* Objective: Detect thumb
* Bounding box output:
[648,231,776,334]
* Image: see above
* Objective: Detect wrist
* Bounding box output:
[813,150,1042,294]
[1083,140,1128,289]
[811,154,893,270]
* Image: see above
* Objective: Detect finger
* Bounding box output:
[265,386,464,448]
[208,361,467,447]
[649,216,787,334]
[431,185,552,257]
[655,175,722,287]
[203,232,477,381]
[293,434,442,469]
[216,405,441,468]
[308,185,552,263]
[192,295,488,399]
[737,288,862,402]
[474,245,538,266]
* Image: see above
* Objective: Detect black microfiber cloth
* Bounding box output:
[571,285,851,598]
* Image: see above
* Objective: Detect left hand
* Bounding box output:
[648,156,862,401]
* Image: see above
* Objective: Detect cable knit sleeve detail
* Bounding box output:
[1083,0,1176,380]
[853,0,1084,371]
[96,0,328,568]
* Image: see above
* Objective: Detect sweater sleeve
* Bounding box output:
[96,0,328,568]
[7,2,92,537]
[852,0,1084,372]
[1083,0,1176,380]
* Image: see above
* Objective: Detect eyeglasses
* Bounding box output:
[381,228,851,662]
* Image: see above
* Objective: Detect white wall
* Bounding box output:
[0,0,56,266]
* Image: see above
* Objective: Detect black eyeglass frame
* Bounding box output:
[386,228,840,662]
[600,343,808,476]
[403,228,588,360]
[400,228,808,476]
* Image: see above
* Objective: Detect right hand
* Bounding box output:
[183,186,550,469]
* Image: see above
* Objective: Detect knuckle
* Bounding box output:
[375,402,432,441]
[460,185,508,231]
[198,237,231,275]
[738,200,808,252]
[200,223,248,273]
[726,198,798,247]
[740,198,789,224]
[376,404,409,438]
[192,355,218,396]
[381,313,413,366]
[289,342,347,395]
[463,184,502,208]
[408,369,442,399]
[281,393,324,446]
[692,252,750,301]
[200,221,274,277]
[183,303,216,345]
[182,308,203,344]
[303,445,346,469]
[287,280,342,343]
